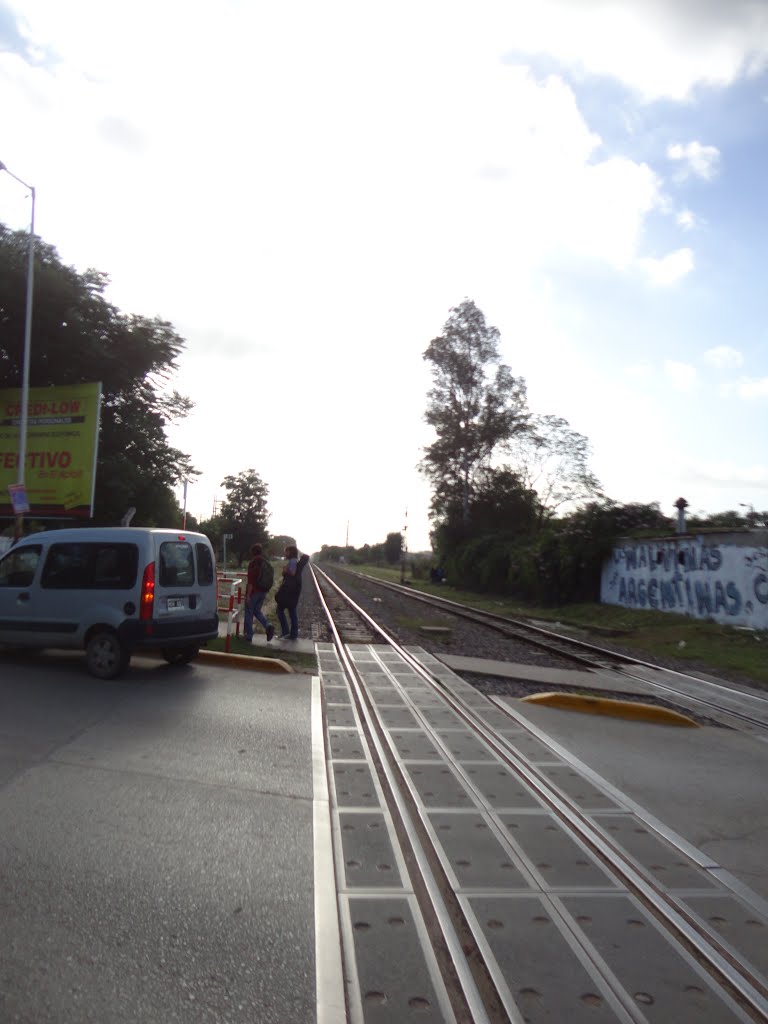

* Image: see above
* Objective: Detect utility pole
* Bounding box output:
[0,160,36,541]
[400,508,408,584]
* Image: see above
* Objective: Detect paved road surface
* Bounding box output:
[0,650,316,1024]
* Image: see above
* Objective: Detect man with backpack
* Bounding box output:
[244,543,275,642]
[274,545,309,640]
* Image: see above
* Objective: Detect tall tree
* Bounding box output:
[0,223,196,526]
[469,466,541,534]
[218,469,270,563]
[505,414,602,522]
[269,534,297,554]
[384,531,402,565]
[421,299,529,525]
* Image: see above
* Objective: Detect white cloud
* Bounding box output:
[638,247,695,287]
[13,0,768,100]
[703,346,744,369]
[676,209,697,230]
[664,360,699,391]
[736,377,768,399]
[498,0,768,101]
[667,141,721,181]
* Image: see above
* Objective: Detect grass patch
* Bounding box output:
[342,565,768,687]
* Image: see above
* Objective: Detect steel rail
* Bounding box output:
[315,565,768,1022]
[310,566,494,1024]
[335,569,768,732]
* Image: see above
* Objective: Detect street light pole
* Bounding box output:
[0,161,36,541]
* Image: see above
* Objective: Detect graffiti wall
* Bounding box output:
[601,533,768,630]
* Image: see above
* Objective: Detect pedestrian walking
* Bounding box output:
[275,544,309,639]
[244,543,275,642]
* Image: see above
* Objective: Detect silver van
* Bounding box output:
[0,527,219,678]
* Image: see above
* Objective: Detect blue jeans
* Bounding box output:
[277,604,298,638]
[244,591,269,640]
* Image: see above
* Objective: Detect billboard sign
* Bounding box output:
[0,382,102,519]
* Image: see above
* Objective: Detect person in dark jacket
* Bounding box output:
[244,543,275,642]
[275,544,309,639]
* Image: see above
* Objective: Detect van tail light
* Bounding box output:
[140,561,155,630]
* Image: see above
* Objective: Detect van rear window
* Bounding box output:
[41,543,139,590]
[159,542,194,587]
[196,543,214,585]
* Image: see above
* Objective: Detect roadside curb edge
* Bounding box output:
[522,691,699,727]
[197,650,294,673]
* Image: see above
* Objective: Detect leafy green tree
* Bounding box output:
[469,466,541,534]
[526,500,675,604]
[0,223,196,527]
[316,544,352,562]
[196,515,224,555]
[505,414,602,522]
[269,534,297,557]
[384,531,402,565]
[353,543,375,565]
[218,469,270,563]
[687,508,766,529]
[430,467,539,591]
[369,542,386,563]
[431,467,539,554]
[421,299,529,526]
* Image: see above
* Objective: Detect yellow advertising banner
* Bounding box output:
[0,382,102,519]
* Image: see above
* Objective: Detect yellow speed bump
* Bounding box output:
[522,691,699,727]
[196,650,293,673]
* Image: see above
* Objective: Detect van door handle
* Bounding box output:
[17,592,30,602]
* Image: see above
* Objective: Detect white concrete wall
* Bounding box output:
[601,533,768,630]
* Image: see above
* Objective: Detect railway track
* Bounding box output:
[320,567,768,735]
[311,564,768,1023]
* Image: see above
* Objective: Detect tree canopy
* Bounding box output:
[505,414,603,521]
[687,508,767,529]
[0,223,195,527]
[216,469,270,564]
[384,531,403,564]
[421,299,529,526]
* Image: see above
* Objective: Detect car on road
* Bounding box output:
[0,527,219,678]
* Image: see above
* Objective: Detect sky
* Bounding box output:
[2,0,768,555]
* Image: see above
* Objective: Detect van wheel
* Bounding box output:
[86,631,130,680]
[162,645,199,665]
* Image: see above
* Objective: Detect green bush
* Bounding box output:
[434,501,671,605]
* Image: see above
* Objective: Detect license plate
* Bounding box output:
[167,598,185,610]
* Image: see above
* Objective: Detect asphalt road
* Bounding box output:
[0,649,317,1024]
